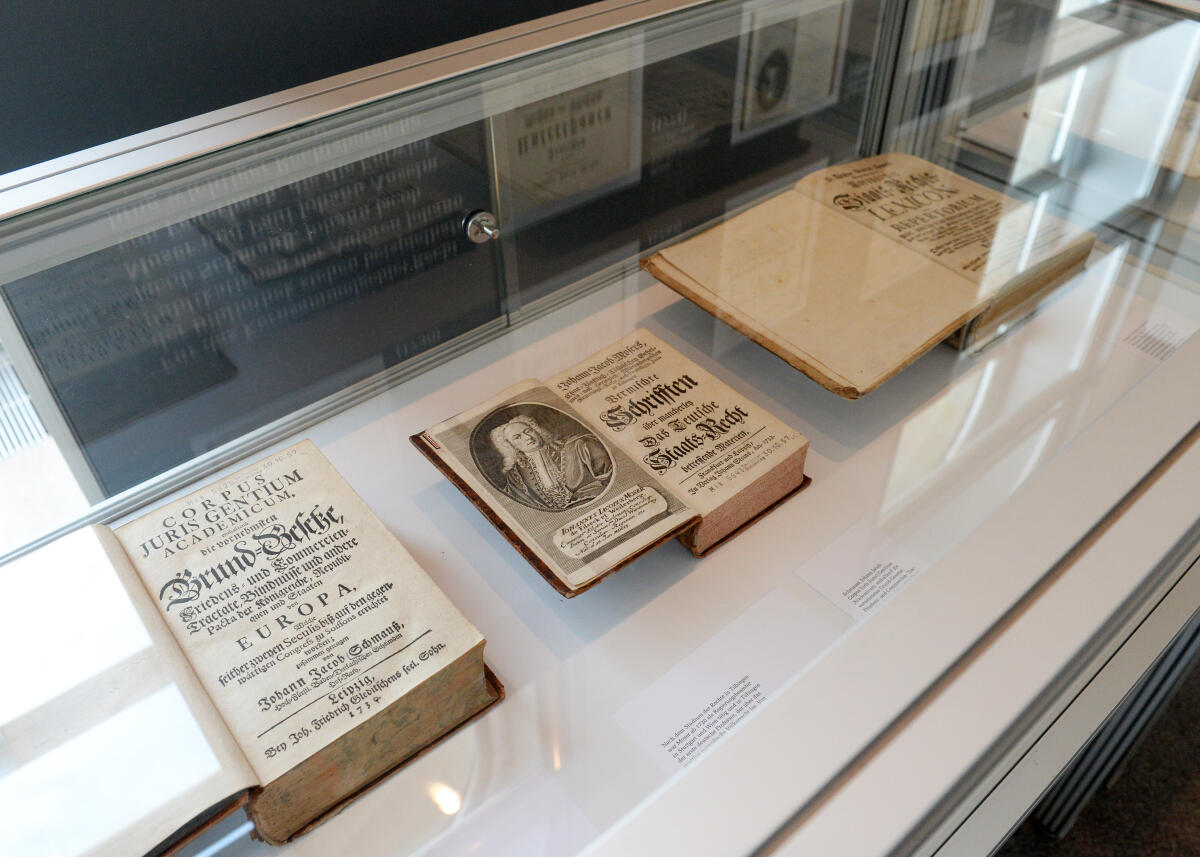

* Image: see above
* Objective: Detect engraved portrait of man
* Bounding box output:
[483,410,613,512]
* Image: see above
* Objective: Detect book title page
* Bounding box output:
[550,330,804,515]
[116,440,482,783]
[797,153,1088,293]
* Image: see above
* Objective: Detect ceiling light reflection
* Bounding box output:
[427,781,462,815]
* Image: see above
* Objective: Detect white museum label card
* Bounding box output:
[1117,302,1199,364]
[613,587,841,775]
[796,519,928,620]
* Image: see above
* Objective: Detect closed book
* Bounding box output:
[643,153,1095,398]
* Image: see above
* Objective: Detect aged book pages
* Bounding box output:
[643,153,1094,397]
[416,379,699,595]
[547,330,809,554]
[0,526,255,857]
[114,440,498,843]
[93,525,258,856]
[414,330,810,592]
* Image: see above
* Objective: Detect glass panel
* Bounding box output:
[0,0,890,561]
[0,528,248,857]
[9,2,1200,857]
[0,101,503,556]
[1,1,601,173]
[889,0,1198,239]
[491,0,871,308]
[1,123,499,501]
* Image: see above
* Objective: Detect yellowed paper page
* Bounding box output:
[652,189,977,396]
[793,152,1090,297]
[651,154,1093,396]
[547,329,805,516]
[115,440,482,784]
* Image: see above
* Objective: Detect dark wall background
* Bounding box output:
[0,1,594,175]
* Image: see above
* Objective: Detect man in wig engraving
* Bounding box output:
[490,415,613,511]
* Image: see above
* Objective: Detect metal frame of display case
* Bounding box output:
[0,0,912,225]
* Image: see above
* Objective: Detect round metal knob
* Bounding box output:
[464,210,500,243]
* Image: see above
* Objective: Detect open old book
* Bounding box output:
[412,330,810,596]
[643,153,1096,398]
[12,440,501,856]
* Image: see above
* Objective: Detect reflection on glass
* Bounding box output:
[427,781,464,815]
[878,236,1188,555]
[498,0,858,306]
[492,67,644,227]
[0,685,220,857]
[906,0,991,60]
[1057,0,1105,18]
[882,365,991,516]
[960,11,1200,227]
[0,531,148,723]
[0,527,254,857]
[0,0,877,564]
[0,427,90,561]
[0,124,502,503]
[731,0,847,143]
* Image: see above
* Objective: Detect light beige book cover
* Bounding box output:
[643,153,1095,398]
[14,440,502,855]
[413,330,809,595]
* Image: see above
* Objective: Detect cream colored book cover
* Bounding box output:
[116,440,485,786]
[113,440,499,843]
[417,379,698,595]
[3,440,501,856]
[548,330,809,553]
[644,153,1094,397]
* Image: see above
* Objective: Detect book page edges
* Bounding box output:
[252,665,503,845]
[950,235,1094,350]
[411,432,698,595]
[247,648,503,844]
[680,443,812,556]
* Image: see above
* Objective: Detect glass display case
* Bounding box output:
[3,0,1200,855]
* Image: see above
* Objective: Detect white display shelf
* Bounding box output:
[81,230,1193,857]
